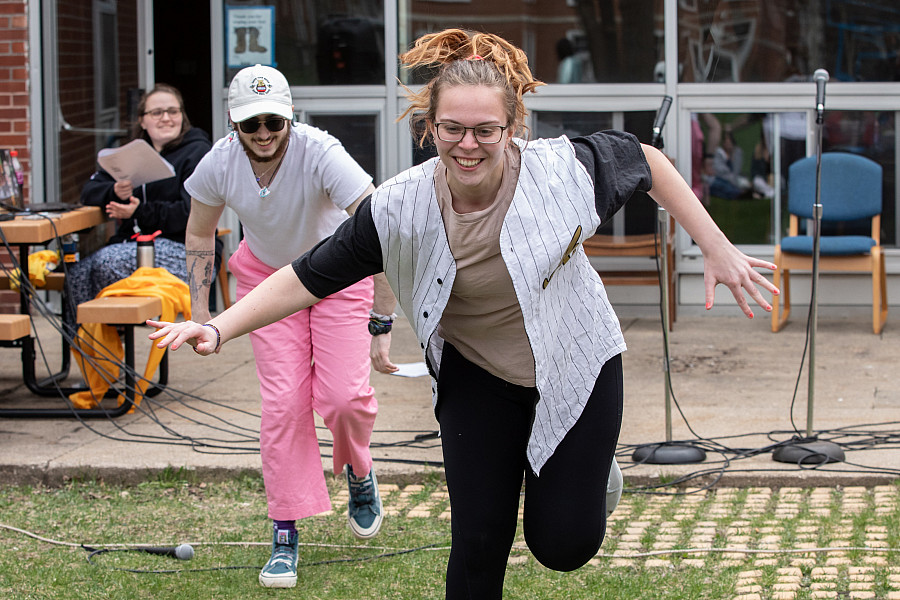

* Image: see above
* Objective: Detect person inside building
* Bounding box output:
[148,31,779,598]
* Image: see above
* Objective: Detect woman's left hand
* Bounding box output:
[107,196,140,219]
[702,242,779,318]
[370,333,398,374]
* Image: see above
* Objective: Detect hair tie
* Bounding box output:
[467,54,483,61]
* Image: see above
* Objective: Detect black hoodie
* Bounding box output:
[80,127,213,245]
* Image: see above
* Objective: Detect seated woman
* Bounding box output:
[67,83,219,310]
[708,130,751,200]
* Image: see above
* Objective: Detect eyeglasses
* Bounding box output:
[142,107,182,119]
[237,117,288,134]
[434,122,508,144]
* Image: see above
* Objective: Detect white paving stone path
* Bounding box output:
[327,483,899,598]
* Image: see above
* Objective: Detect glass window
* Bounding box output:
[533,111,614,140]
[695,112,800,245]
[53,0,135,205]
[306,114,379,184]
[694,110,897,248]
[401,0,663,84]
[410,118,437,167]
[821,110,895,245]
[97,10,118,111]
[679,0,900,83]
[224,0,384,86]
[534,110,659,235]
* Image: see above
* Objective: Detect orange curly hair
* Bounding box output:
[398,29,545,147]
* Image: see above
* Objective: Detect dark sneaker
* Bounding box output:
[259,527,298,588]
[606,456,623,517]
[346,464,383,539]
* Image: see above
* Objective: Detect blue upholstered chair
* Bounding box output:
[771,152,887,334]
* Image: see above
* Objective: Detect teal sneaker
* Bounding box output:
[346,464,383,539]
[259,526,298,588]
[606,456,623,517]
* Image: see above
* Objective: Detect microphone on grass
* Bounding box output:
[135,543,195,560]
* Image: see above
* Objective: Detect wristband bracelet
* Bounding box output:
[369,309,396,323]
[202,323,221,352]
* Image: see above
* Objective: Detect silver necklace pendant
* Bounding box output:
[258,186,270,198]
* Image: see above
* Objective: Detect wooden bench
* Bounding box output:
[0,297,171,419]
[582,230,677,330]
[77,296,163,325]
[76,296,169,412]
[2,269,85,403]
[0,314,30,341]
[0,271,66,291]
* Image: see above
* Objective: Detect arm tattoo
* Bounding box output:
[186,249,215,300]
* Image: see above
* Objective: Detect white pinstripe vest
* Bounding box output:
[371,136,627,473]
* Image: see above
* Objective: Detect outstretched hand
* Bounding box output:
[702,242,780,318]
[147,319,220,355]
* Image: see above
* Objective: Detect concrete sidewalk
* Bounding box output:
[0,304,897,487]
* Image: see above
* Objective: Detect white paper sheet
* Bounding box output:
[390,362,430,378]
[97,139,176,187]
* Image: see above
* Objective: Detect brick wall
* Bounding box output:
[0,0,28,314]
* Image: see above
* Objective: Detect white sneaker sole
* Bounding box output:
[259,572,297,588]
[349,510,383,540]
[347,465,384,539]
[606,456,623,517]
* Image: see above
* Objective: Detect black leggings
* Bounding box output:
[436,343,623,600]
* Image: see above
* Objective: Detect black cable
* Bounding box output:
[7,218,899,483]
[629,171,880,480]
[1,236,448,461]
[83,542,447,574]
[11,238,900,478]
[648,221,735,455]
[2,259,445,462]
[0,236,262,450]
[617,415,900,494]
[786,286,816,437]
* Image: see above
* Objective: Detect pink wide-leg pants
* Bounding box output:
[229,240,377,520]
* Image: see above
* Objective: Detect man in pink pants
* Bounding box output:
[182,64,397,589]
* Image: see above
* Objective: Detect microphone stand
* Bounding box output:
[631,99,706,465]
[772,90,844,465]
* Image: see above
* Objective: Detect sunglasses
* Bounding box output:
[237,117,288,134]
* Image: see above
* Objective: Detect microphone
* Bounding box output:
[650,95,673,149]
[814,68,829,121]
[135,543,195,560]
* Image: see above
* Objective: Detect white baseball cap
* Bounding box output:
[228,64,294,123]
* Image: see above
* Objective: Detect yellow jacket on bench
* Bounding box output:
[69,267,191,411]
[7,250,60,291]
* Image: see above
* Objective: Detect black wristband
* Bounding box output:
[368,320,392,336]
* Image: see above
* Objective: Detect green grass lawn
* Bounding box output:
[1,473,898,599]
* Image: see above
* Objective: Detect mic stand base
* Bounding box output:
[772,439,844,465]
[631,442,707,465]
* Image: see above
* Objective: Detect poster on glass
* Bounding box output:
[226,6,275,68]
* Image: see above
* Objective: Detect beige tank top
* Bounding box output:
[435,146,536,386]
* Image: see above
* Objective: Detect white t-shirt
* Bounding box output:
[185,123,372,269]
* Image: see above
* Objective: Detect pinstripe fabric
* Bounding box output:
[371,136,627,474]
